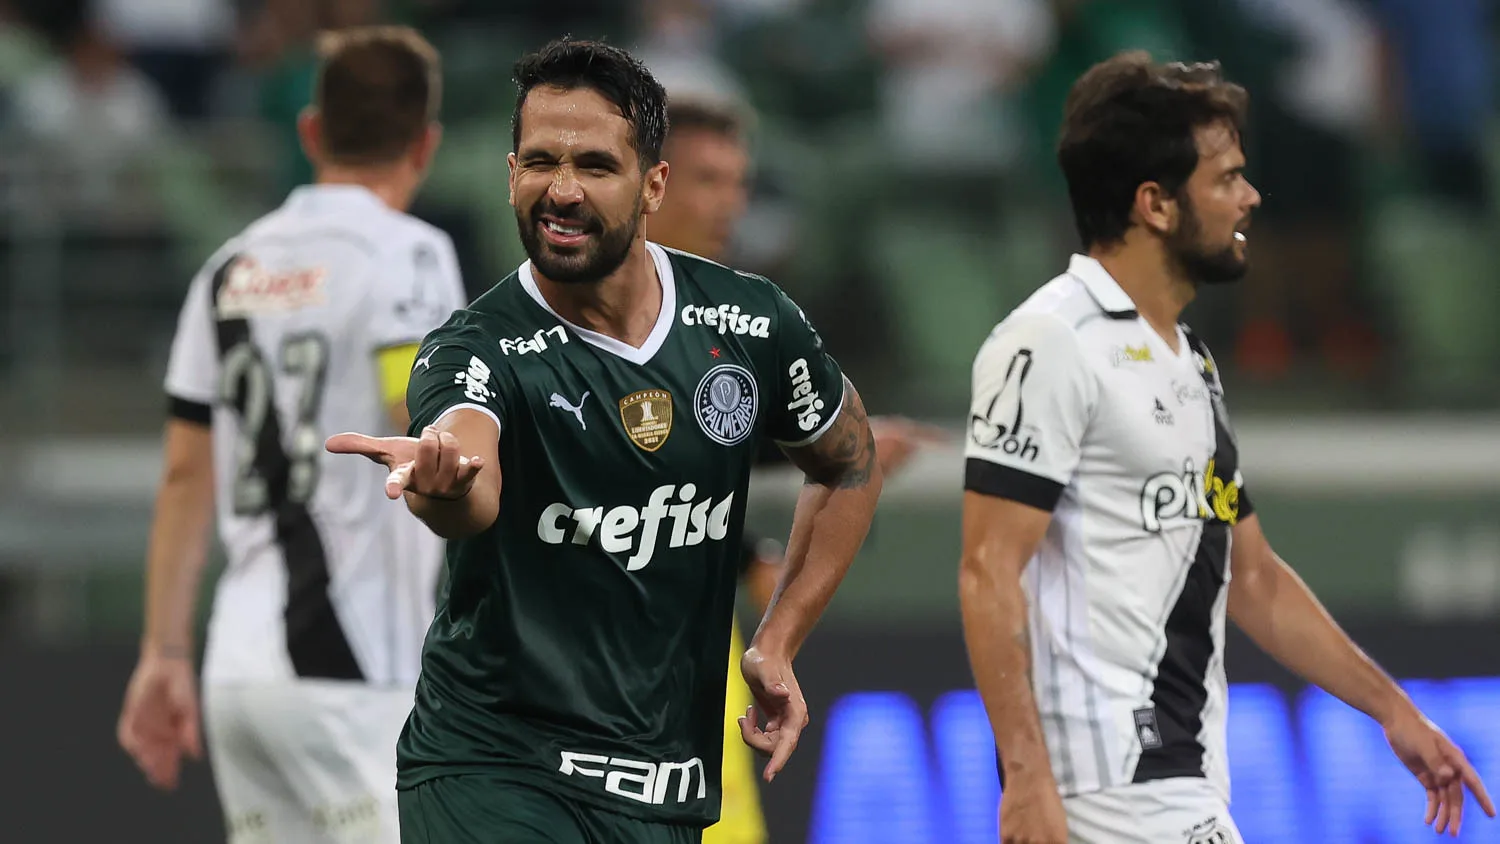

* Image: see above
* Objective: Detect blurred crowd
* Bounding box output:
[0,0,1497,429]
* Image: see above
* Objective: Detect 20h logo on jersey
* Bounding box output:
[694,364,758,446]
[970,349,1040,461]
[620,389,673,452]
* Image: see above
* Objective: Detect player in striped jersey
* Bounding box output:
[959,52,1494,842]
[116,27,465,843]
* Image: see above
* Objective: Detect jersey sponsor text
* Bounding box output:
[558,751,708,806]
[455,356,493,404]
[499,325,569,356]
[680,303,771,338]
[536,483,733,571]
[1140,458,1244,532]
[786,358,827,433]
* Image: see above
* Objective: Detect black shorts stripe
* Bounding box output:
[209,253,364,681]
[963,458,1064,512]
[167,395,212,426]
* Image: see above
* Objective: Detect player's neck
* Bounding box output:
[1092,243,1195,353]
[533,238,663,349]
[313,167,414,213]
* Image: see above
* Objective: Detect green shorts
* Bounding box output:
[398,775,703,844]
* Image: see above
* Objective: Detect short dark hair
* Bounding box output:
[512,38,670,171]
[1057,51,1249,249]
[665,96,751,144]
[314,26,442,166]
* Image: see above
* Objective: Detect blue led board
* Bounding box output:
[809,680,1500,843]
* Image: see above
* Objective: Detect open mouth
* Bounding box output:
[539,215,593,248]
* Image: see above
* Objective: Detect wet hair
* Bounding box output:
[511,38,670,171]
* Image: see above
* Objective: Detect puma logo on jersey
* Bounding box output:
[537,483,733,571]
[549,391,590,430]
[454,356,493,404]
[786,358,825,432]
[680,304,771,338]
[413,346,440,371]
[1140,458,1243,532]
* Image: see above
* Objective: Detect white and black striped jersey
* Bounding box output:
[963,254,1252,801]
[163,184,467,688]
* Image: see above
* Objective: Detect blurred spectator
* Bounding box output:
[94,0,235,120]
[12,0,169,198]
[239,0,380,193]
[867,0,1055,171]
[390,0,627,36]
[1371,0,1493,209]
[0,1,49,96]
[634,0,748,104]
[1222,0,1383,379]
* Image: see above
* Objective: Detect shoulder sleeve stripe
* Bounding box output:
[431,402,502,435]
[167,395,212,426]
[773,394,843,448]
[964,458,1064,512]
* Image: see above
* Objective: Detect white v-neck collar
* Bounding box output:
[519,242,677,366]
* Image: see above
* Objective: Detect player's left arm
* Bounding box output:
[754,376,882,658]
[1229,514,1495,832]
[737,285,883,780]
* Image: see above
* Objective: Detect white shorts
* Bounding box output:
[1064,777,1243,844]
[204,681,414,844]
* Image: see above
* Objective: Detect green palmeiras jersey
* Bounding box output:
[397,243,844,827]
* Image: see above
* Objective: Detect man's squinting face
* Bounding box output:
[1167,120,1261,285]
[509,86,667,284]
[652,129,750,261]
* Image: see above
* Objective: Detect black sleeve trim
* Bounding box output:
[964,458,1064,512]
[167,395,212,426]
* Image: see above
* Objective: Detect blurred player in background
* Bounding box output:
[652,94,941,844]
[327,38,882,844]
[116,26,466,844]
[959,51,1494,843]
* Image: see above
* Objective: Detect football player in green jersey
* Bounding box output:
[327,38,884,844]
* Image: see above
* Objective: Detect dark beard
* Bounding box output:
[1168,196,1248,286]
[518,198,640,284]
[1177,242,1246,286]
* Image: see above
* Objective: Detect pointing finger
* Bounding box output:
[325,432,393,461]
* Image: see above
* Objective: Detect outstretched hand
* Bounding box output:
[326,425,484,500]
[738,646,809,783]
[1385,708,1495,836]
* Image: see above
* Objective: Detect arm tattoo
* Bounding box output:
[786,377,878,489]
